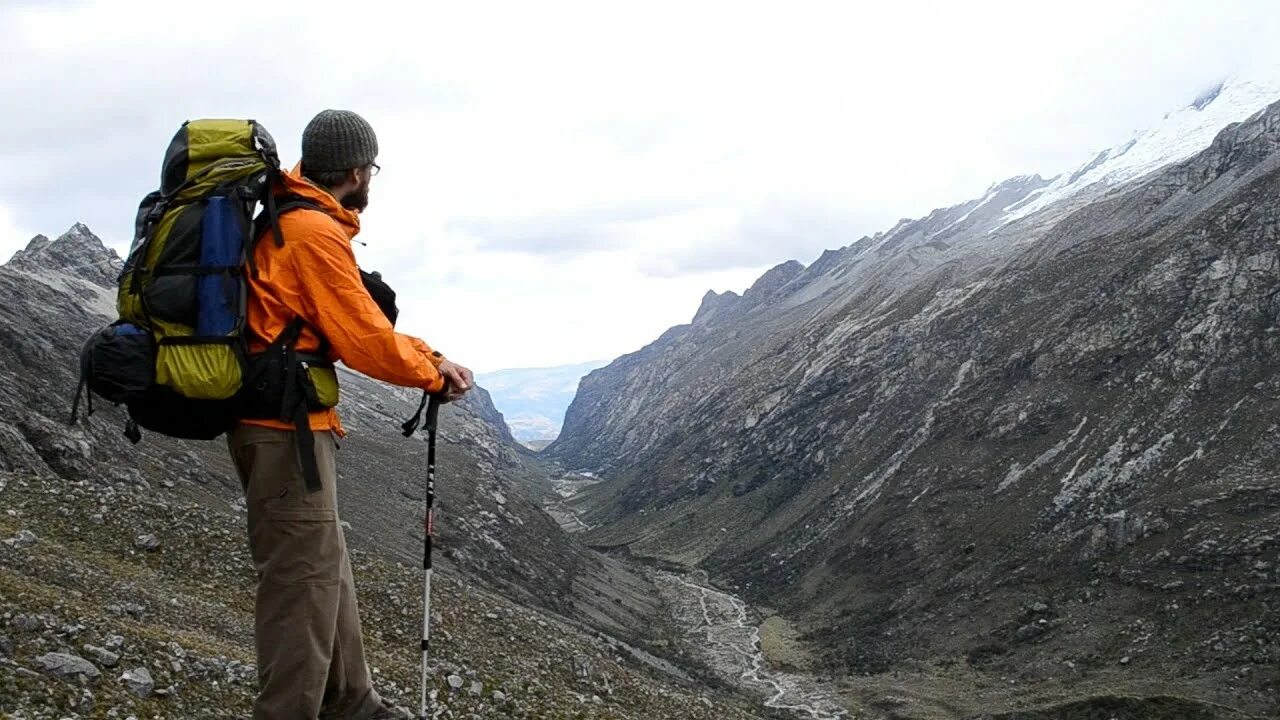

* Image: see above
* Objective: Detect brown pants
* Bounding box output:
[228,425,385,720]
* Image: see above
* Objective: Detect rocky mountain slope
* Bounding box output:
[0,224,580,610]
[546,82,1280,717]
[0,225,762,717]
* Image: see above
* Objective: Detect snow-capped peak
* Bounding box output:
[1001,73,1280,225]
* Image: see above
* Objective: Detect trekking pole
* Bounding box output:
[419,393,442,719]
[400,388,445,719]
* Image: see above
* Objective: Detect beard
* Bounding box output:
[340,177,370,212]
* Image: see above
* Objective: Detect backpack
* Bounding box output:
[71,119,334,490]
[71,120,397,493]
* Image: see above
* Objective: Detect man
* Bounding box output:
[228,109,473,719]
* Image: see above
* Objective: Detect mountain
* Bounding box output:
[546,78,1280,717]
[476,360,611,448]
[0,226,764,718]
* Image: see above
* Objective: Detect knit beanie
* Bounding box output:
[300,109,379,172]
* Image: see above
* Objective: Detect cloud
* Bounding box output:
[0,202,35,263]
[448,202,691,256]
[456,217,618,256]
[636,203,884,278]
[4,0,1280,371]
[449,200,879,279]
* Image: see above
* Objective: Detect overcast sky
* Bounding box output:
[3,1,1279,371]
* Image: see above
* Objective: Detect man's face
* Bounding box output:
[339,165,374,212]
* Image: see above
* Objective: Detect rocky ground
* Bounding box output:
[0,470,767,720]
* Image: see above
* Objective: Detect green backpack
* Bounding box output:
[73,119,347,492]
[117,118,279,402]
[76,119,333,430]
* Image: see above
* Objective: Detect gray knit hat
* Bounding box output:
[300,109,379,172]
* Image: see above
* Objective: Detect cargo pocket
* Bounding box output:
[261,506,340,585]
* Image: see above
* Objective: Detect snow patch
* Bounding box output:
[1001,76,1280,226]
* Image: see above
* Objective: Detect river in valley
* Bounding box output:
[550,470,851,718]
[654,571,851,719]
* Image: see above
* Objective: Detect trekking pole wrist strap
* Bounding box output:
[401,386,447,437]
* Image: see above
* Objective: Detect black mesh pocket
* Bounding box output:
[142,275,198,325]
[142,203,203,325]
[81,322,154,405]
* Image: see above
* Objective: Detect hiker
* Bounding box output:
[226,109,474,719]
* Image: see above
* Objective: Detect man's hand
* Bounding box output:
[437,359,474,403]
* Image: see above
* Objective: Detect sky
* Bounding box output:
[2,1,1280,372]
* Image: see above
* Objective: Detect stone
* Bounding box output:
[446,674,464,691]
[120,666,154,698]
[3,529,37,549]
[134,534,161,552]
[36,651,101,681]
[84,644,120,668]
[1014,623,1048,642]
[11,614,41,633]
[571,654,594,683]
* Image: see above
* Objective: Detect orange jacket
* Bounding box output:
[239,165,445,434]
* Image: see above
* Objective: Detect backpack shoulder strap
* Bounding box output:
[252,193,321,249]
[246,192,322,280]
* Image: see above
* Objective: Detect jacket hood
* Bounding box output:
[278,162,361,238]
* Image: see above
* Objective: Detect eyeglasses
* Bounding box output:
[369,162,381,176]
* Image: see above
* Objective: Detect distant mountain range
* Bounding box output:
[476,360,611,447]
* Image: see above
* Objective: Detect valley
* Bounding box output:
[3,75,1280,720]
[543,79,1280,719]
